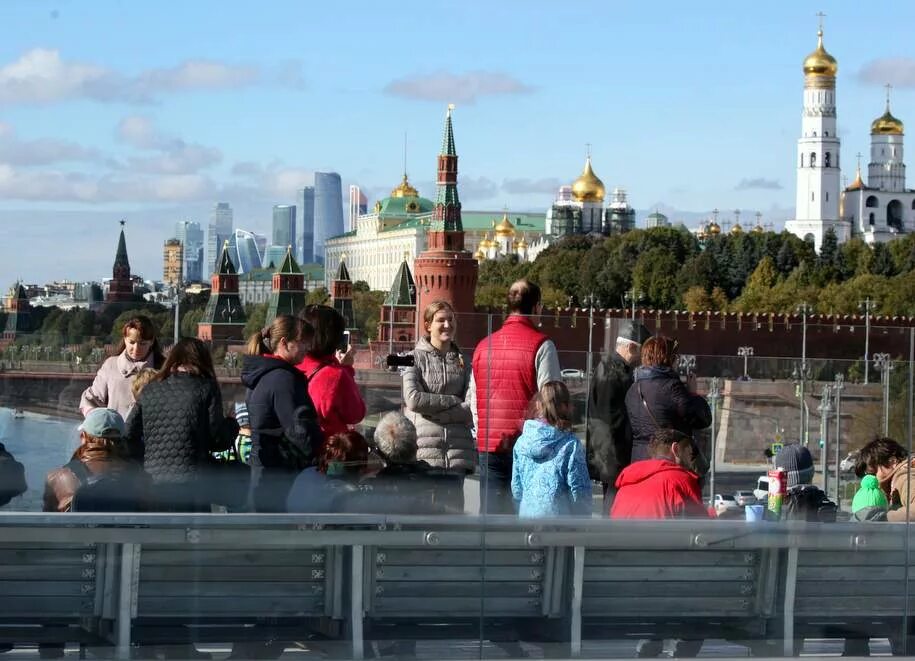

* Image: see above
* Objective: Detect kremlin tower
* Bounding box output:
[106,221,137,304]
[412,106,478,333]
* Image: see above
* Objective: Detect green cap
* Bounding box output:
[852,474,888,513]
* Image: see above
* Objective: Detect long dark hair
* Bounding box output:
[300,305,345,359]
[155,337,215,381]
[113,315,165,367]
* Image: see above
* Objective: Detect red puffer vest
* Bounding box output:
[472,315,547,453]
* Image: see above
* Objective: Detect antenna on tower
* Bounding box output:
[403,131,408,178]
[885,83,893,110]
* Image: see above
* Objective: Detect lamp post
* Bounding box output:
[792,362,814,445]
[583,293,600,425]
[707,377,723,506]
[172,286,181,344]
[873,352,894,435]
[833,373,845,506]
[737,346,754,379]
[859,298,877,385]
[624,289,644,320]
[818,384,833,496]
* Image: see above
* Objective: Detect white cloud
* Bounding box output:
[734,178,782,191]
[0,48,304,106]
[502,177,563,195]
[115,115,222,174]
[0,124,101,165]
[384,70,534,104]
[858,58,915,87]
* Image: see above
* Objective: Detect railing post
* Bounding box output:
[115,543,139,659]
[570,546,585,658]
[351,544,364,660]
[783,547,799,657]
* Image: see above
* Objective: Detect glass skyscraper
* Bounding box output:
[207,202,233,276]
[313,172,343,265]
[272,205,296,249]
[298,186,315,264]
[174,220,204,283]
[227,229,264,274]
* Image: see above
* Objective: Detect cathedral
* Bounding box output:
[544,156,635,239]
[786,23,914,251]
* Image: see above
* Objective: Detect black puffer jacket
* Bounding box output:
[126,373,235,485]
[0,442,26,507]
[624,366,711,462]
[242,354,321,512]
[586,351,634,485]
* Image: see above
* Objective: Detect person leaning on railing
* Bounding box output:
[857,437,915,522]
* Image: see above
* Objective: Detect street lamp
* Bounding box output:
[706,377,723,506]
[583,293,601,425]
[873,352,894,435]
[624,289,644,320]
[859,298,877,385]
[737,346,754,379]
[833,373,845,507]
[818,384,833,497]
[792,362,814,445]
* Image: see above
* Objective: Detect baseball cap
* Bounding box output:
[79,408,126,438]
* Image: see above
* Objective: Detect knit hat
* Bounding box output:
[775,444,814,488]
[234,402,250,428]
[852,474,888,513]
[618,321,652,345]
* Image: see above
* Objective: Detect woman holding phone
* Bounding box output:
[296,305,366,452]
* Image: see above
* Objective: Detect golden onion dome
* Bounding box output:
[803,30,838,78]
[473,248,485,261]
[515,236,528,249]
[872,106,904,135]
[571,157,605,203]
[390,173,419,198]
[707,222,721,236]
[730,223,743,235]
[494,212,516,237]
[847,166,865,191]
[478,232,493,249]
[752,224,765,234]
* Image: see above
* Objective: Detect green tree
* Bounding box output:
[306,287,330,305]
[353,280,371,293]
[180,308,205,339]
[870,242,896,277]
[631,247,680,309]
[353,290,385,340]
[243,303,268,339]
[732,256,779,312]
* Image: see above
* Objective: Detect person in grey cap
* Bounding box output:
[586,320,651,509]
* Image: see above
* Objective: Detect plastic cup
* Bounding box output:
[745,504,765,521]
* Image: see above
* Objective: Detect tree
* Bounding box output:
[732,256,779,312]
[631,247,680,309]
[353,280,371,293]
[181,308,205,339]
[870,242,896,277]
[243,303,268,339]
[306,287,330,305]
[816,228,840,283]
[353,290,385,340]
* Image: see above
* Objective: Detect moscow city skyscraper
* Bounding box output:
[174,220,204,283]
[297,186,315,264]
[313,172,343,265]
[272,205,296,250]
[207,202,233,276]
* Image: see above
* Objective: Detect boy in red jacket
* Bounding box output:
[610,428,710,520]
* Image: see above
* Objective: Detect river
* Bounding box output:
[0,407,79,511]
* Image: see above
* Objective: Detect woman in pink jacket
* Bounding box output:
[79,316,165,419]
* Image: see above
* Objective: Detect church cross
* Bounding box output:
[816,11,826,32]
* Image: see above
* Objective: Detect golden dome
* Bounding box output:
[478,232,494,249]
[803,30,838,78]
[847,166,865,191]
[494,212,516,237]
[872,107,904,135]
[473,248,485,261]
[515,237,528,249]
[571,156,605,203]
[707,222,721,236]
[752,224,765,234]
[390,173,419,198]
[730,223,743,235]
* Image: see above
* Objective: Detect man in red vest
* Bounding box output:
[468,279,561,514]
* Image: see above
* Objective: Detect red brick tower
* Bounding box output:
[412,105,479,334]
[197,240,247,343]
[106,220,136,303]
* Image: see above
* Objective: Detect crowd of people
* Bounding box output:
[3,282,915,657]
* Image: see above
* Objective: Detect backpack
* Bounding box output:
[782,485,837,523]
[65,460,144,512]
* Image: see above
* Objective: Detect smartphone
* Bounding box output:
[338,330,351,353]
[386,353,415,368]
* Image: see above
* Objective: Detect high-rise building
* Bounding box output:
[313,172,344,265]
[207,202,233,276]
[785,24,848,252]
[227,229,264,274]
[272,205,296,249]
[298,187,315,264]
[262,245,287,271]
[174,220,204,283]
[348,185,367,232]
[163,239,183,286]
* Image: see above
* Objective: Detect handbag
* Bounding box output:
[637,383,710,476]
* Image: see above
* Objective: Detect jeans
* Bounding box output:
[479,452,515,515]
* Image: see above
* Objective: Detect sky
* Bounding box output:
[1,0,915,286]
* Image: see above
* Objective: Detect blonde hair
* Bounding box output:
[535,381,573,431]
[245,315,312,356]
[131,368,158,399]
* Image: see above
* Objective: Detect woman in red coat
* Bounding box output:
[296,305,366,448]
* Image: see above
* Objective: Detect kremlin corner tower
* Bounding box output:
[412,106,479,333]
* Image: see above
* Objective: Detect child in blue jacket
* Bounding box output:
[511,381,592,517]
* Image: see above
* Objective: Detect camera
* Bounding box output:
[386,353,415,368]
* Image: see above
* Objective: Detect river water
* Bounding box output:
[0,407,79,511]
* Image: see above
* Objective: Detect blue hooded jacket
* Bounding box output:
[511,419,592,517]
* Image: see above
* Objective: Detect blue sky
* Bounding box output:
[1,1,915,285]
